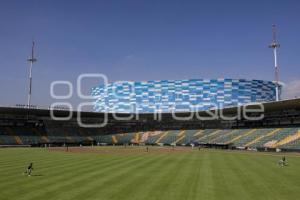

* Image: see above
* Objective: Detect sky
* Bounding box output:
[0,0,300,110]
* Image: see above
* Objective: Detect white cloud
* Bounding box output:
[282,79,300,99]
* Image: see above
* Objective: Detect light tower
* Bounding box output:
[269,24,280,101]
[27,41,37,108]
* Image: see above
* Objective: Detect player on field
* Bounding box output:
[278,156,287,166]
[24,162,34,176]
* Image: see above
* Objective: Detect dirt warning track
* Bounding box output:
[48,146,300,158]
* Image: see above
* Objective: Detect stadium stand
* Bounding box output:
[0,98,300,151]
[2,125,300,150]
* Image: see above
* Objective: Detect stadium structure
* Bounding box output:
[91,79,279,113]
[0,25,299,152]
[0,97,300,151]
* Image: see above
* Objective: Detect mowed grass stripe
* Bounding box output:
[131,152,190,200]
[0,151,82,173]
[19,154,147,200]
[220,152,262,200]
[237,154,300,200]
[98,153,176,200]
[0,152,104,192]
[0,149,84,180]
[36,155,155,200]
[0,149,131,195]
[173,152,206,199]
[68,153,169,200]
[187,152,204,199]
[1,148,300,200]
[0,148,50,165]
[157,152,199,200]
[211,152,300,200]
[210,152,248,200]
[196,151,216,199]
[0,161,100,198]
[176,151,212,199]
[222,152,285,200]
[0,148,90,165]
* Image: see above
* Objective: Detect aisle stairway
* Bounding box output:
[112,135,118,144]
[210,129,237,143]
[225,129,257,144]
[172,135,185,145]
[155,131,169,144]
[271,130,300,148]
[244,128,281,147]
[254,128,297,148]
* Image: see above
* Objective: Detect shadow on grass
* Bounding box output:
[23,174,43,177]
[31,174,43,177]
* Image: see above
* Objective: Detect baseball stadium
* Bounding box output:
[1,85,300,200]
[1,1,300,200]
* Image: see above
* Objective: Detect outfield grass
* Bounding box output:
[0,147,300,200]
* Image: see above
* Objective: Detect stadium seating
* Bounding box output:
[159,130,179,144]
[235,129,271,147]
[279,136,300,149]
[115,133,135,144]
[145,131,166,144]
[95,135,113,144]
[176,130,198,145]
[87,127,300,149]
[248,128,298,148]
[211,129,247,144]
[1,125,300,150]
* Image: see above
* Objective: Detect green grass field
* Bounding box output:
[0,147,300,200]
